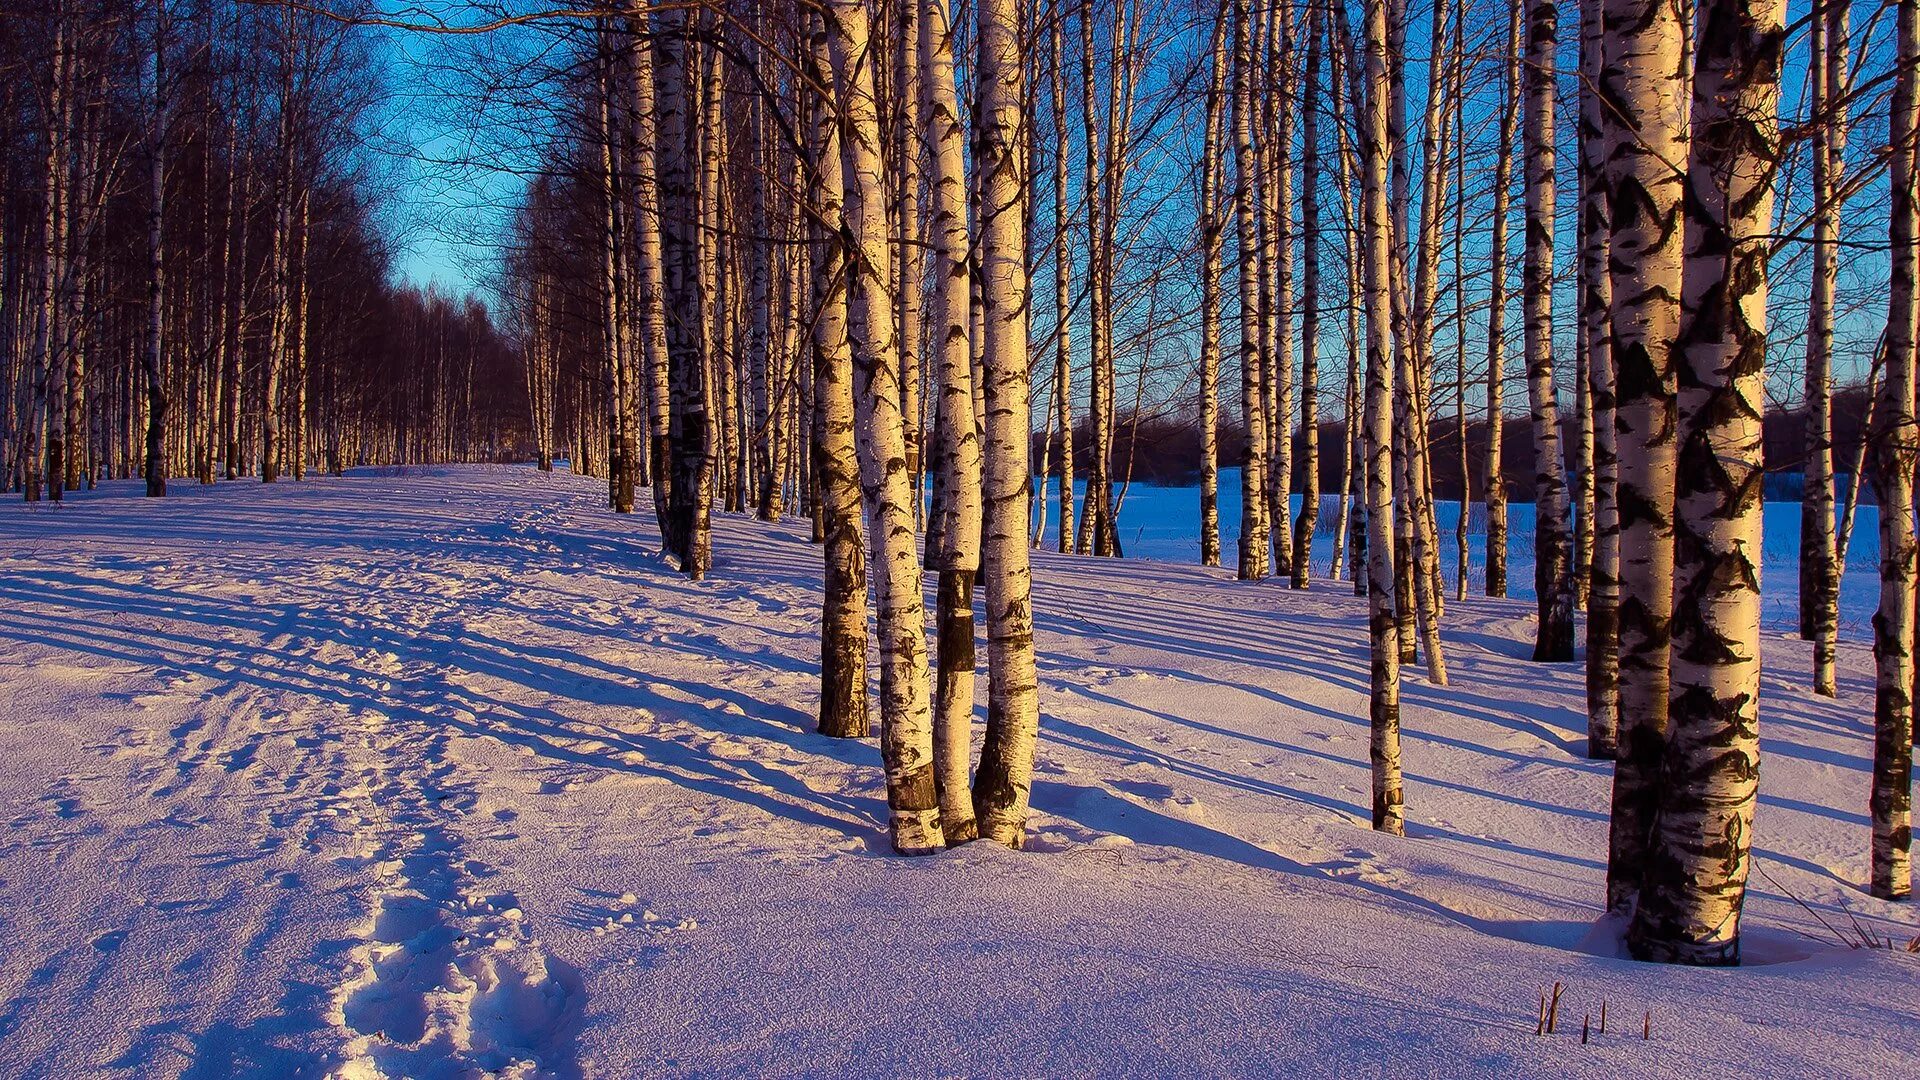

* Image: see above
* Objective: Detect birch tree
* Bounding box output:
[970,0,1043,849]
[1199,0,1229,570]
[1483,0,1521,599]
[1578,0,1617,757]
[1351,0,1404,835]
[1292,5,1322,591]
[1628,0,1782,963]
[142,2,170,498]
[804,15,871,743]
[826,0,945,854]
[1872,0,1919,903]
[1600,0,1689,910]
[624,3,673,537]
[1520,0,1574,663]
[1800,0,1848,698]
[660,10,714,579]
[922,0,981,843]
[1233,0,1270,581]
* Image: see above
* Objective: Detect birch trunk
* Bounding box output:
[970,0,1043,849]
[660,12,712,577]
[597,31,635,514]
[1292,7,1321,590]
[1353,0,1404,835]
[1050,1,1074,555]
[1801,0,1848,698]
[701,50,735,516]
[1450,48,1467,605]
[1871,0,1919,903]
[1267,6,1296,580]
[1579,0,1618,757]
[826,0,945,855]
[922,0,980,843]
[1484,0,1520,598]
[894,0,925,536]
[1332,25,1364,590]
[26,18,67,503]
[624,6,673,536]
[1520,0,1574,662]
[1600,0,1689,910]
[804,20,871,743]
[1199,0,1228,570]
[143,5,168,497]
[1628,0,1782,962]
[1233,0,1269,582]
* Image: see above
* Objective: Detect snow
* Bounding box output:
[1039,468,1885,640]
[0,465,1912,1079]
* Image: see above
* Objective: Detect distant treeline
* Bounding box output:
[1035,382,1877,503]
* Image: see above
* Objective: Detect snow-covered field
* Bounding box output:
[1041,469,1884,640]
[0,465,1912,1079]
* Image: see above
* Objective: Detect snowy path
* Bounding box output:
[0,466,1912,1078]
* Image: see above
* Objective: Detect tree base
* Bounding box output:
[1626,927,1741,967]
[890,810,946,856]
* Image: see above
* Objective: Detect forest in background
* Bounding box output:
[1,0,1913,968]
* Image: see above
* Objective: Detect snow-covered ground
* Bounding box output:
[0,465,1911,1079]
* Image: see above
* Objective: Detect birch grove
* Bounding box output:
[6,0,1911,955]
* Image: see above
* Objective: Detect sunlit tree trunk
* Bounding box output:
[893,0,926,534]
[1483,0,1520,598]
[1233,0,1269,581]
[1267,4,1295,580]
[1351,0,1403,835]
[1600,0,1689,910]
[1629,0,1782,962]
[804,19,871,743]
[827,0,945,855]
[1049,0,1074,555]
[922,0,980,843]
[622,10,672,533]
[1199,0,1228,569]
[971,0,1043,849]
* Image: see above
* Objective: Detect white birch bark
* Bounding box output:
[1049,2,1075,555]
[1801,0,1848,698]
[623,5,673,536]
[1352,0,1404,835]
[1267,4,1296,580]
[804,20,872,743]
[659,11,713,577]
[1233,0,1269,581]
[922,0,981,843]
[1484,0,1520,598]
[1294,4,1322,590]
[143,3,169,497]
[1872,0,1919,903]
[1579,0,1618,757]
[1628,0,1782,962]
[826,0,945,855]
[1199,0,1228,570]
[969,0,1043,849]
[1520,0,1574,662]
[1599,0,1689,910]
